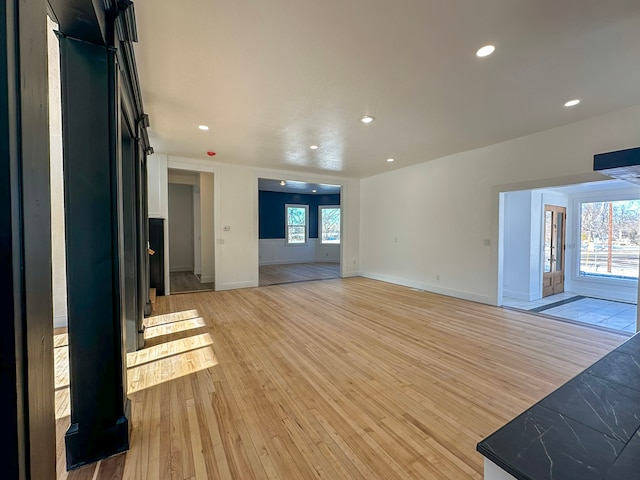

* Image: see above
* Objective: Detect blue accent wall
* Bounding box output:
[259,191,340,239]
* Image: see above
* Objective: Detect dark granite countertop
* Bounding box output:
[477,332,640,480]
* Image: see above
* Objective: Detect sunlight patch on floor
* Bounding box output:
[127,344,218,394]
[143,317,206,340]
[144,309,200,328]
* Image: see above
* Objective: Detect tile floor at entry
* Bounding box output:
[503,292,637,334]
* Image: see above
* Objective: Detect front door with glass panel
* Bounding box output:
[543,205,566,297]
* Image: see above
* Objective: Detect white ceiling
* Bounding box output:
[133,0,640,179]
[258,178,340,195]
[541,178,640,195]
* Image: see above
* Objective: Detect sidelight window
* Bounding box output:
[286,204,308,245]
[319,206,341,244]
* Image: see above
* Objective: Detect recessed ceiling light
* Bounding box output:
[198,125,209,131]
[310,145,319,150]
[312,189,317,193]
[280,180,286,186]
[564,99,581,107]
[387,158,395,163]
[360,115,375,124]
[476,45,495,57]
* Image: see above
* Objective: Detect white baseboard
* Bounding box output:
[314,258,340,264]
[259,259,340,266]
[502,289,531,301]
[216,280,258,291]
[200,275,215,283]
[361,271,493,305]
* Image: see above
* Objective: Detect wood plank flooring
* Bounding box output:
[55,277,628,479]
[259,262,340,286]
[170,271,216,294]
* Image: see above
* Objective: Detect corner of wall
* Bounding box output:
[54,315,68,329]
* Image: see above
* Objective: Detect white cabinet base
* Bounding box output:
[484,458,517,480]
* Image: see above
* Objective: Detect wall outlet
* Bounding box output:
[436,274,440,280]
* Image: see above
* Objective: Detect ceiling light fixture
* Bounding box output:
[280,180,286,186]
[476,45,495,57]
[564,99,581,107]
[310,145,319,150]
[312,189,317,193]
[360,115,375,124]
[198,125,209,131]
[387,158,395,163]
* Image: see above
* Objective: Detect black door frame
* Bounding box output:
[0,0,153,476]
[1,1,55,478]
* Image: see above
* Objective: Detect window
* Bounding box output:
[580,200,640,280]
[286,204,308,245]
[319,206,340,244]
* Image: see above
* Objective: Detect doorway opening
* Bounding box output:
[258,178,341,286]
[168,168,216,294]
[500,179,638,334]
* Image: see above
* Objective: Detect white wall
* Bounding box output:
[48,18,67,328]
[315,242,341,263]
[502,191,532,300]
[502,190,567,302]
[193,183,201,275]
[361,104,640,305]
[168,170,198,185]
[168,183,194,272]
[259,239,340,265]
[528,192,544,300]
[149,156,361,292]
[342,177,360,277]
[199,172,215,283]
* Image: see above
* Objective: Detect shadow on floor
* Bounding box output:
[170,271,215,294]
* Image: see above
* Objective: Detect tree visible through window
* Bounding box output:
[320,206,340,244]
[580,200,640,280]
[286,204,308,244]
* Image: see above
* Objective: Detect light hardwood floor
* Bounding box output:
[170,271,216,294]
[259,262,340,286]
[56,277,628,479]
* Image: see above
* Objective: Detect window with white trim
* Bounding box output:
[286,204,308,245]
[319,206,340,244]
[579,199,640,280]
